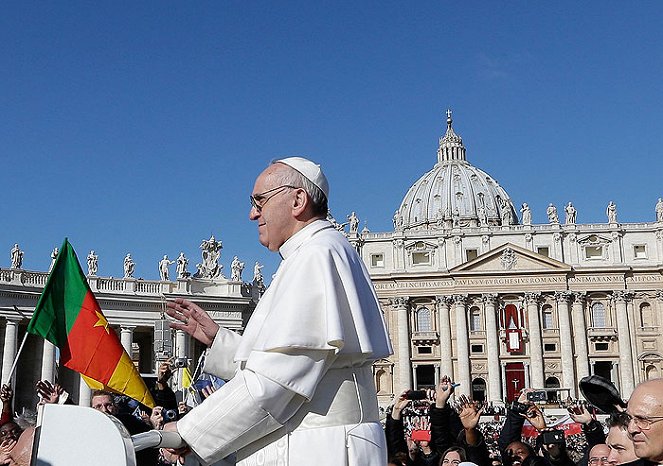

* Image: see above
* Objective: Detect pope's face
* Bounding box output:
[627,382,663,462]
[249,165,296,252]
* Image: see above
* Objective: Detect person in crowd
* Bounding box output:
[605,413,639,466]
[567,400,606,466]
[152,359,177,411]
[0,386,12,427]
[91,390,158,466]
[407,416,439,466]
[165,157,392,465]
[588,444,611,466]
[385,390,411,461]
[626,378,663,464]
[498,388,575,466]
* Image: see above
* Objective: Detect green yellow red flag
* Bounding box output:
[27,238,155,408]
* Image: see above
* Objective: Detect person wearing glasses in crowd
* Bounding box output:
[165,157,392,465]
[588,444,611,466]
[626,379,663,464]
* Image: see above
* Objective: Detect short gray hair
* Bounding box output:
[272,162,328,216]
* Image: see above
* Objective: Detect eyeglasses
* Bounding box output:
[249,185,297,212]
[588,457,609,465]
[625,413,663,430]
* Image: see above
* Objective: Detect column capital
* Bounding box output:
[452,294,468,306]
[656,290,663,302]
[524,292,542,304]
[4,317,22,325]
[389,296,410,309]
[120,325,136,332]
[435,295,452,307]
[482,293,498,305]
[613,291,633,303]
[555,291,572,303]
[571,291,587,303]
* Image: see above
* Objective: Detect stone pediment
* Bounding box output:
[577,234,612,246]
[404,240,437,252]
[450,243,571,274]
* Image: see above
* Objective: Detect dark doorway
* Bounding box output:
[416,365,435,389]
[472,378,487,402]
[593,361,614,383]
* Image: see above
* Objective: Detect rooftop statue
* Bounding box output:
[159,255,175,281]
[547,203,559,224]
[123,253,135,278]
[10,244,23,269]
[607,201,618,224]
[176,252,189,279]
[49,247,59,272]
[230,256,245,282]
[348,212,360,234]
[520,203,532,226]
[195,235,223,279]
[565,202,577,225]
[87,251,98,276]
[253,261,264,288]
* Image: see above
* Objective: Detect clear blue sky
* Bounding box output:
[2,1,663,281]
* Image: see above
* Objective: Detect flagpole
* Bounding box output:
[7,333,28,384]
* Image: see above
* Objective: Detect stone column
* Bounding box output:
[524,292,544,388]
[392,297,412,391]
[483,293,502,402]
[613,362,621,391]
[1,318,20,386]
[555,291,576,397]
[40,340,56,382]
[79,375,92,407]
[453,294,471,394]
[175,330,188,361]
[434,364,440,386]
[500,362,508,402]
[412,364,418,389]
[120,325,135,355]
[614,291,635,397]
[571,292,590,383]
[524,361,531,388]
[436,296,453,378]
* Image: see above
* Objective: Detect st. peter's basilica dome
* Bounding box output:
[394,110,518,230]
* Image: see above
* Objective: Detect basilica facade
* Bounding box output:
[357,112,663,407]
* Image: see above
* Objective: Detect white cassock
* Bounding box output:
[177,219,393,465]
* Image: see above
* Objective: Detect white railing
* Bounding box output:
[97,278,126,292]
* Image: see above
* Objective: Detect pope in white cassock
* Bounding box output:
[165,157,393,465]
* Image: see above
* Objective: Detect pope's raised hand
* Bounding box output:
[166,298,219,346]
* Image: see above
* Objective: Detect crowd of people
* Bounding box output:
[385,375,663,466]
[0,358,209,466]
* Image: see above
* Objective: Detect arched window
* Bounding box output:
[640,302,654,328]
[541,305,554,329]
[472,378,486,402]
[646,365,659,380]
[545,376,560,403]
[469,307,482,332]
[375,369,386,393]
[592,302,607,328]
[417,307,432,332]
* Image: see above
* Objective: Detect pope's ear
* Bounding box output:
[291,188,309,215]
